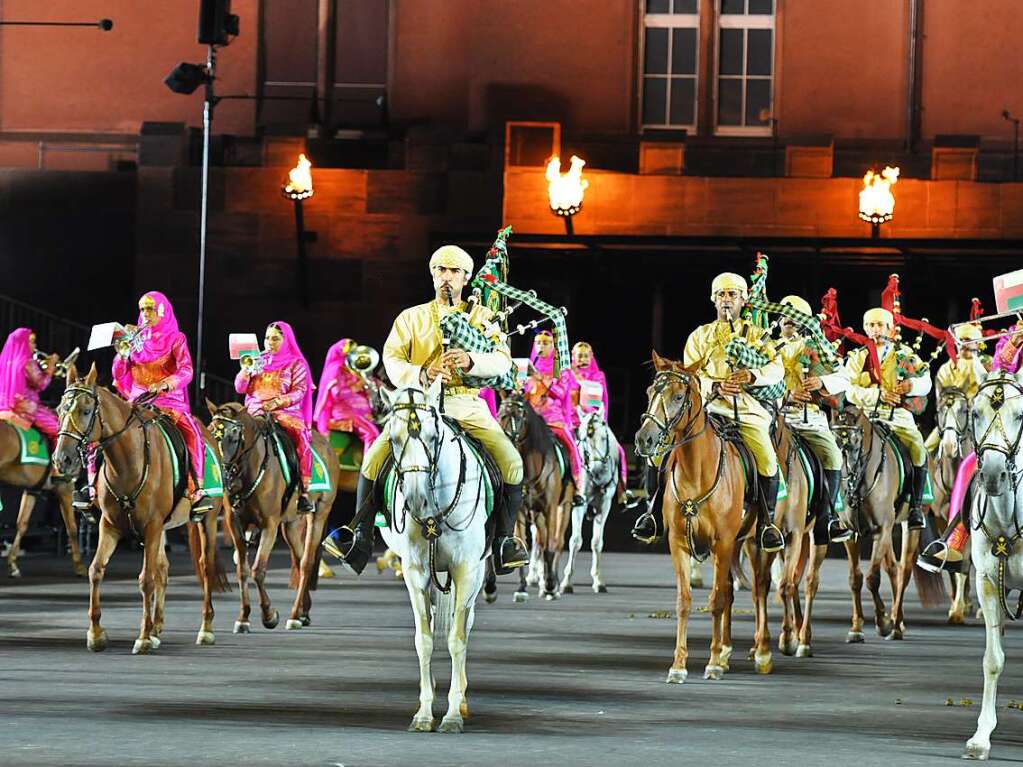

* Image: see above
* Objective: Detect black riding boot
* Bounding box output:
[72,472,97,525]
[631,462,661,543]
[495,483,529,574]
[297,491,315,515]
[819,469,853,543]
[322,473,376,574]
[907,465,928,530]
[757,473,785,553]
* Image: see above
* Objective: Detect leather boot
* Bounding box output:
[821,469,853,543]
[322,473,376,574]
[631,461,661,543]
[757,473,785,553]
[907,465,928,530]
[495,483,529,574]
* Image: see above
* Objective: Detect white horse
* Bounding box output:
[378,383,489,734]
[963,371,1023,760]
[560,409,620,595]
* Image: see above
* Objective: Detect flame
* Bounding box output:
[858,165,899,224]
[546,155,588,216]
[283,153,314,200]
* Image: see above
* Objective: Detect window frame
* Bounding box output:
[639,4,701,133]
[713,1,775,136]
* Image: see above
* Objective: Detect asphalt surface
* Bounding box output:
[1,544,1021,767]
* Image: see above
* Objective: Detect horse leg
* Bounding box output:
[777,533,803,656]
[589,503,609,593]
[797,543,828,657]
[57,490,87,578]
[226,512,252,633]
[286,512,324,629]
[86,517,121,652]
[558,501,585,595]
[404,564,436,732]
[889,524,920,640]
[132,522,163,655]
[749,542,775,674]
[950,571,970,624]
[6,492,36,578]
[844,538,865,642]
[152,533,169,641]
[195,505,219,645]
[252,518,282,629]
[867,526,894,638]
[666,533,692,683]
[439,561,478,734]
[705,542,736,679]
[964,570,1006,760]
[483,557,498,604]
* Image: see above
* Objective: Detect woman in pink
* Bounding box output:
[313,338,380,451]
[0,328,61,444]
[919,325,1022,572]
[524,331,585,505]
[567,341,627,492]
[111,291,210,517]
[236,321,315,513]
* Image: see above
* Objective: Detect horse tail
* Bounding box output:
[912,561,947,608]
[731,546,752,591]
[189,509,231,593]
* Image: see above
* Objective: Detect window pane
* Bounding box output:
[672,0,698,12]
[646,0,670,12]
[745,79,771,125]
[643,77,668,124]
[721,0,745,13]
[747,29,772,76]
[670,78,696,125]
[749,0,773,13]
[644,28,669,74]
[718,78,743,125]
[719,28,743,76]
[671,28,697,75]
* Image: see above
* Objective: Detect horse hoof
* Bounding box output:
[747,647,757,661]
[149,635,162,650]
[665,667,688,684]
[300,616,311,627]
[408,717,435,733]
[132,639,152,655]
[561,584,574,595]
[438,717,464,734]
[963,741,990,760]
[795,644,813,658]
[8,566,21,579]
[948,613,966,626]
[720,645,733,671]
[484,592,497,604]
[595,584,608,594]
[195,630,215,646]
[543,592,558,601]
[704,665,725,680]
[754,653,774,675]
[74,563,88,578]
[262,611,280,630]
[877,620,894,638]
[86,630,107,653]
[779,637,798,656]
[846,631,865,644]
[285,619,303,631]
[513,591,529,603]
[886,629,904,641]
[233,621,251,634]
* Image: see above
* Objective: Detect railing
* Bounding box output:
[37,140,138,170]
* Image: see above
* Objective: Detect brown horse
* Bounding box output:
[51,364,228,654]
[1,420,85,578]
[496,391,573,602]
[207,401,340,632]
[832,406,926,641]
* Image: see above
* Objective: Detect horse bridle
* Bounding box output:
[210,412,272,507]
[578,414,616,495]
[937,388,971,455]
[499,396,528,446]
[637,371,706,459]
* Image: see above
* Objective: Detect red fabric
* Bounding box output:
[275,413,313,485]
[819,288,882,384]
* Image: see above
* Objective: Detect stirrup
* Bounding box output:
[297,493,315,515]
[828,517,854,543]
[758,523,785,553]
[631,510,659,544]
[623,490,646,511]
[916,539,962,574]
[189,490,213,522]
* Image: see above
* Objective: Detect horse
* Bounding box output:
[378,383,490,734]
[634,352,779,683]
[207,401,340,632]
[929,386,974,623]
[51,363,228,654]
[1,421,85,578]
[832,405,927,642]
[559,409,619,595]
[962,371,1023,760]
[495,391,573,602]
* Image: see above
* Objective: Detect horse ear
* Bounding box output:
[65,361,79,385]
[378,387,393,410]
[576,404,585,420]
[426,376,443,406]
[651,350,669,371]
[205,397,218,417]
[84,362,98,385]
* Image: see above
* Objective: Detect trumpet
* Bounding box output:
[345,344,389,417]
[34,347,79,376]
[239,352,267,375]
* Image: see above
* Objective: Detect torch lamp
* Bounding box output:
[546,155,588,236]
[282,154,316,306]
[858,165,900,239]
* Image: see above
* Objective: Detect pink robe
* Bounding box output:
[569,360,626,485]
[314,369,379,452]
[236,360,313,484]
[0,329,59,443]
[524,370,582,483]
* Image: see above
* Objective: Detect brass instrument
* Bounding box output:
[950,309,1023,347]
[345,344,390,418]
[114,324,147,357]
[239,352,267,375]
[34,347,79,377]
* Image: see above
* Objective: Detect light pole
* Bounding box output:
[546,155,588,236]
[859,166,900,239]
[282,154,315,307]
[1003,109,1020,182]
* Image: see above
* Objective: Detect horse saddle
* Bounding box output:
[788,430,826,523]
[150,412,190,509]
[267,421,302,511]
[870,419,916,507]
[708,413,760,512]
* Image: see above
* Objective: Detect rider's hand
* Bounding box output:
[728,369,753,386]
[790,388,813,404]
[896,379,913,395]
[425,361,452,384]
[803,375,823,392]
[115,339,131,358]
[148,381,169,395]
[880,388,901,405]
[441,349,472,371]
[262,397,279,413]
[717,380,743,397]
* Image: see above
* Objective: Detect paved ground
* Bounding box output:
[1,545,1021,767]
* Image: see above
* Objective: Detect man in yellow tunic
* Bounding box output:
[325,244,529,574]
[773,295,853,543]
[923,323,989,453]
[843,307,931,529]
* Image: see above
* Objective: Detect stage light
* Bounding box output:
[858,166,900,238]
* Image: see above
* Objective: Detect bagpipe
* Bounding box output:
[438,226,570,390]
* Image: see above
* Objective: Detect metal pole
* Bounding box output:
[563,215,574,237]
[1014,119,1020,182]
[194,44,216,405]
[294,199,309,307]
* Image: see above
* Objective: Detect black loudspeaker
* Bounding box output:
[197,0,239,45]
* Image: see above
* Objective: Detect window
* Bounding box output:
[641,0,700,131]
[716,0,774,134]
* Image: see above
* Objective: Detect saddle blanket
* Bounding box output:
[271,433,333,494]
[154,422,225,497]
[328,429,363,472]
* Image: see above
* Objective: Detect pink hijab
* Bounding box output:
[529,332,556,375]
[264,321,314,426]
[314,338,353,433]
[0,328,33,410]
[133,291,185,363]
[572,343,604,381]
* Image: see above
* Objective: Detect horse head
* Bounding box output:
[578,408,615,490]
[936,387,971,460]
[635,351,700,459]
[388,380,444,517]
[498,390,529,444]
[207,400,252,467]
[973,371,1023,498]
[52,362,101,477]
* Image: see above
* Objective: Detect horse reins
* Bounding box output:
[211,412,272,508]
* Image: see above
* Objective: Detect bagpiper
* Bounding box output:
[324,244,529,574]
[923,323,989,454]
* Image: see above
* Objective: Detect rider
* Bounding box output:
[313,338,381,452]
[323,244,530,575]
[773,295,853,543]
[524,331,586,508]
[0,328,61,445]
[842,307,931,530]
[634,272,785,552]
[923,323,989,453]
[567,341,628,505]
[918,324,1021,573]
[105,291,211,520]
[235,321,316,514]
